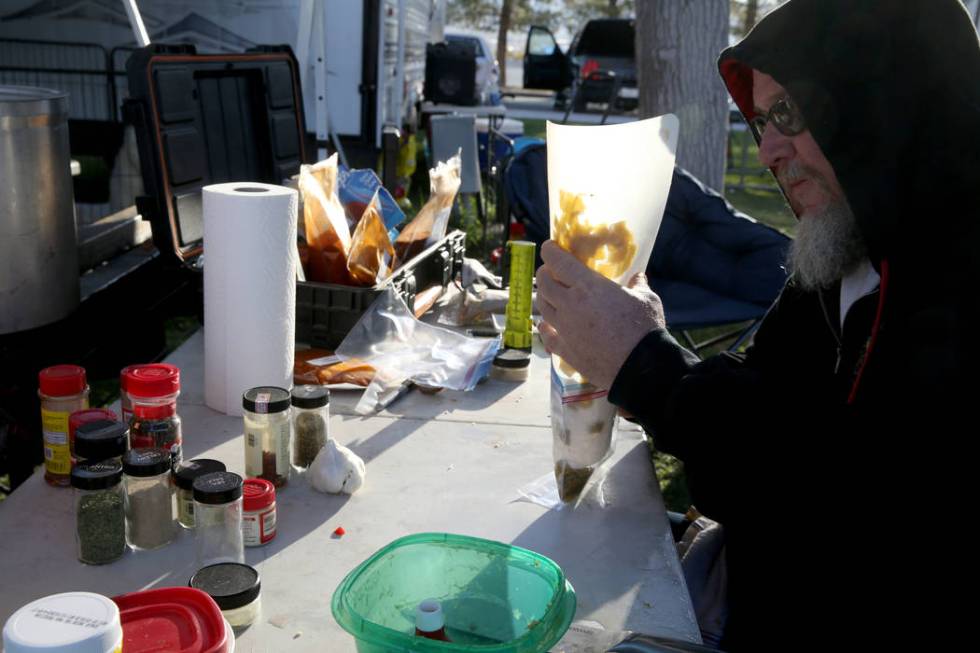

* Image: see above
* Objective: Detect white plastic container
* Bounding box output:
[3,592,123,653]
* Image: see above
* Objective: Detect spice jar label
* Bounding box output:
[41,408,71,476]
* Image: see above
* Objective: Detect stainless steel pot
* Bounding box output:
[1,85,79,334]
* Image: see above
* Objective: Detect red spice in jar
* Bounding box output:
[242,478,277,546]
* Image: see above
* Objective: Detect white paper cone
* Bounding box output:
[203,182,297,416]
[547,114,680,284]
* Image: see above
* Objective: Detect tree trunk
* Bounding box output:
[636,0,729,192]
[497,0,514,88]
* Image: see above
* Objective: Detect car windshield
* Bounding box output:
[573,20,635,58]
[446,35,484,57]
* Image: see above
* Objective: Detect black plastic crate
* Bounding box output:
[296,231,465,349]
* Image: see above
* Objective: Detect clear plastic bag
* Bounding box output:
[394,152,461,264]
[337,165,405,233]
[336,288,500,414]
[347,189,395,286]
[299,154,352,284]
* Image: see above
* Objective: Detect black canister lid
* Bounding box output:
[493,348,532,369]
[291,385,330,409]
[74,419,128,461]
[71,460,123,490]
[193,471,243,505]
[122,448,171,477]
[242,387,291,414]
[173,458,227,491]
[189,562,261,610]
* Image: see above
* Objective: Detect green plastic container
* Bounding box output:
[332,533,577,653]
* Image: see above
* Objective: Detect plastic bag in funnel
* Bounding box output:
[300,154,353,284]
[546,115,679,502]
[394,152,461,264]
[347,189,395,285]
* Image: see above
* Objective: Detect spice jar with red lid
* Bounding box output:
[38,365,90,487]
[242,478,277,546]
[125,364,182,466]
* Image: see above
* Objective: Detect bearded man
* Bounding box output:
[536,0,980,648]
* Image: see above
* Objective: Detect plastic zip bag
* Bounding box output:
[394,152,461,264]
[547,115,679,502]
[299,154,352,284]
[337,165,405,233]
[336,288,500,414]
[347,189,396,285]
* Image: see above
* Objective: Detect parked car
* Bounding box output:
[444,33,501,105]
[523,18,638,111]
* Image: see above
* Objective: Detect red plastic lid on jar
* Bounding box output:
[38,364,87,397]
[69,408,119,439]
[112,587,231,653]
[125,364,180,398]
[119,364,140,393]
[243,477,276,511]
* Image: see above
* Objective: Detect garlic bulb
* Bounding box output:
[310,439,365,494]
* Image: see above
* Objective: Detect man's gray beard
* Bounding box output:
[787,200,867,291]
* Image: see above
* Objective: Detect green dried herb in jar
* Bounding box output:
[291,386,330,470]
[72,460,126,565]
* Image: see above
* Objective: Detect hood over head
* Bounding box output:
[719,0,980,272]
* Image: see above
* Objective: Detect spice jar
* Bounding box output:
[75,420,128,466]
[189,562,262,628]
[193,471,244,567]
[174,459,227,529]
[125,364,182,466]
[291,385,329,470]
[38,365,90,487]
[2,592,123,653]
[122,448,176,550]
[71,461,126,565]
[242,387,291,487]
[242,478,277,546]
[69,408,118,466]
[490,349,531,382]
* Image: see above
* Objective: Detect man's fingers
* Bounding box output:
[540,240,602,288]
[537,321,561,355]
[536,265,571,308]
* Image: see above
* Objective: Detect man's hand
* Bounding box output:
[536,240,666,389]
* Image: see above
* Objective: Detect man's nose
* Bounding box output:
[756,123,795,169]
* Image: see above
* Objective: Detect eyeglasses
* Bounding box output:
[749,95,806,140]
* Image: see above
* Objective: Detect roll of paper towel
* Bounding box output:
[203,183,298,416]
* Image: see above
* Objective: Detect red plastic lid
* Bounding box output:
[243,477,276,511]
[38,365,87,397]
[119,364,140,392]
[112,587,229,653]
[126,364,181,398]
[69,408,119,439]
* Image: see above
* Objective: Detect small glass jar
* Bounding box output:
[242,387,291,487]
[71,461,126,565]
[490,349,531,383]
[68,407,118,467]
[189,562,261,628]
[242,478,276,547]
[173,459,227,529]
[123,448,176,550]
[193,471,244,567]
[126,364,182,467]
[291,385,329,470]
[38,365,90,487]
[74,419,128,466]
[119,364,138,427]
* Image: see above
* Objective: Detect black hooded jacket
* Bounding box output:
[609,1,980,649]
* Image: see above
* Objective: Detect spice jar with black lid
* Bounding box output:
[291,385,329,470]
[190,562,262,628]
[174,459,227,529]
[72,460,126,565]
[242,387,291,487]
[193,471,244,567]
[74,419,129,466]
[123,448,175,550]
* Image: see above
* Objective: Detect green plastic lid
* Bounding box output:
[331,532,576,653]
